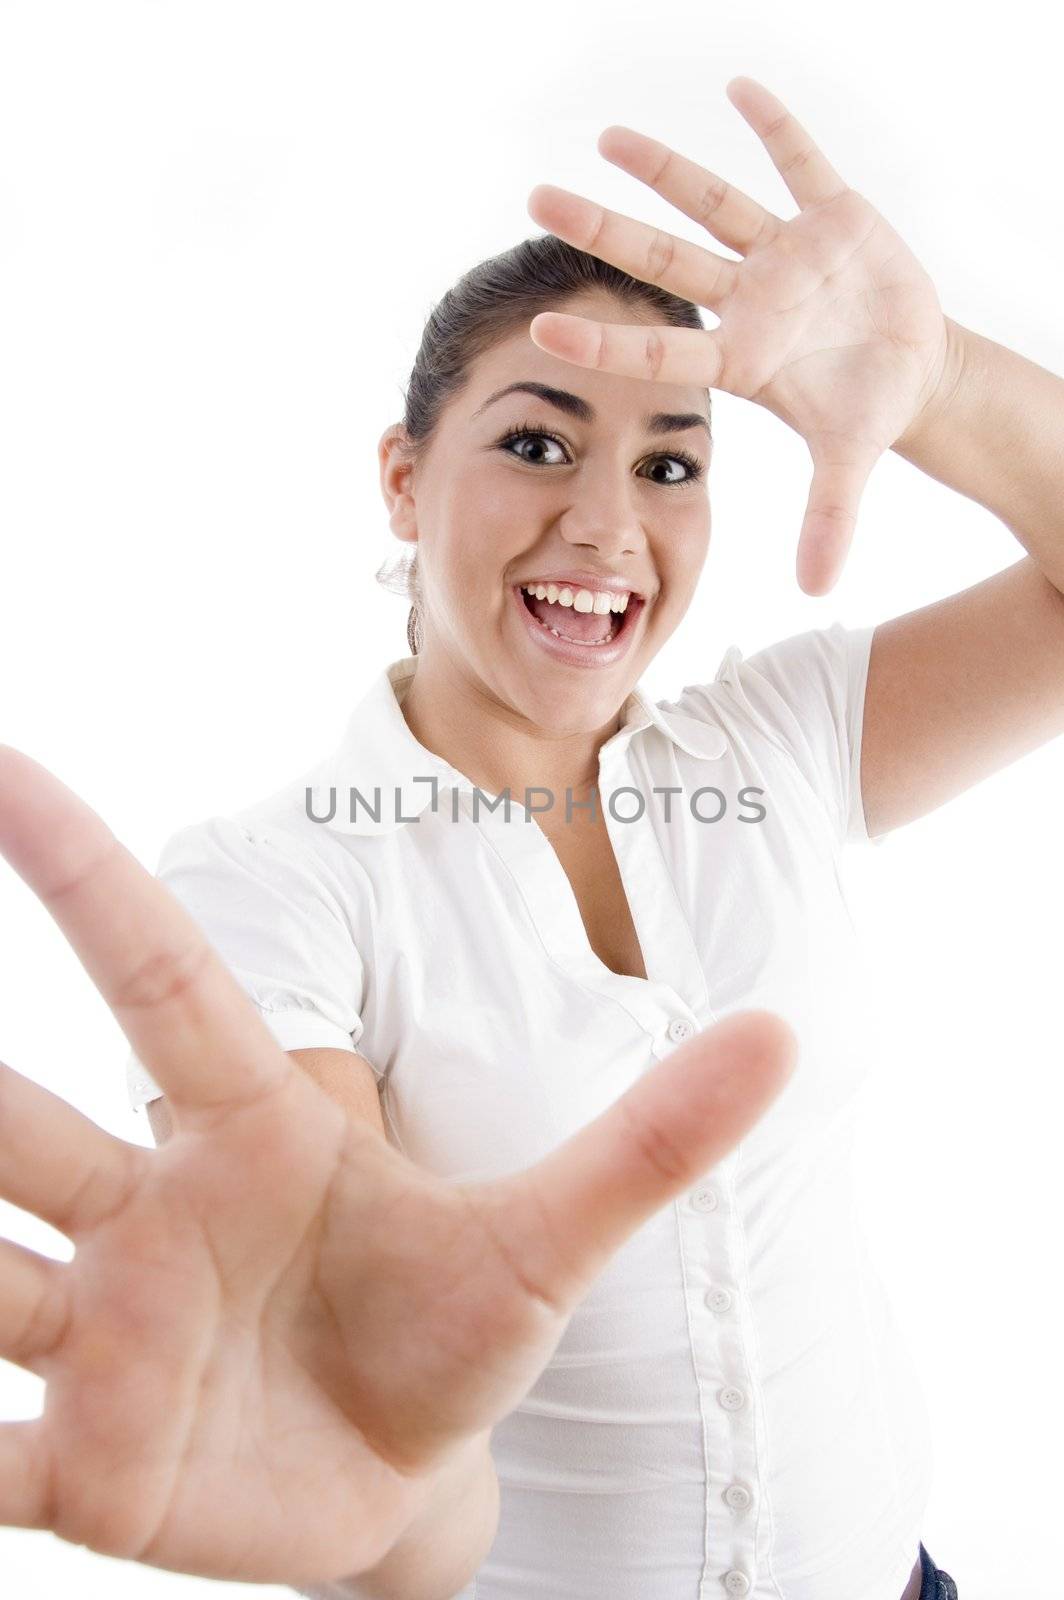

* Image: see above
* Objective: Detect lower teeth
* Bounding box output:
[545,622,618,645]
[518,588,627,646]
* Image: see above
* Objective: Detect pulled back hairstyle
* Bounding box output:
[376,234,709,655]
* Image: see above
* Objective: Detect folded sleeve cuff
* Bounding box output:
[126,1007,363,1113]
[845,623,888,848]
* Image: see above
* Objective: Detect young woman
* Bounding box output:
[1,76,1061,1600]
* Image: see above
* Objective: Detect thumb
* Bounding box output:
[796,439,879,595]
[489,1009,796,1315]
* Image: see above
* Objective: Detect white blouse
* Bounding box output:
[125,623,932,1600]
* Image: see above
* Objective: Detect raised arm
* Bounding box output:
[518,79,1064,835]
[860,555,1064,838]
[858,319,1064,836]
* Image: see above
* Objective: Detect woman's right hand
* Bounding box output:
[0,744,796,1591]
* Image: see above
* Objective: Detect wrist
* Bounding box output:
[893,315,972,458]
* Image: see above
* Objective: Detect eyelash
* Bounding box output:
[495,420,705,488]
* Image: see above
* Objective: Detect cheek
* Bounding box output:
[678,513,712,578]
[436,484,528,590]
[427,531,505,634]
[660,516,709,582]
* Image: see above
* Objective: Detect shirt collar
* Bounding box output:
[308,655,727,837]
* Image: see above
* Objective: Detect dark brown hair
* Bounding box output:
[376,233,709,654]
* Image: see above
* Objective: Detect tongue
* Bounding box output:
[528,594,613,642]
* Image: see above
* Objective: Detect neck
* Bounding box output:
[398,640,624,812]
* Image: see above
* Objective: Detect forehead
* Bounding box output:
[460,292,708,425]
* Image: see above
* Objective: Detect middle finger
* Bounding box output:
[526,185,739,311]
[596,124,780,256]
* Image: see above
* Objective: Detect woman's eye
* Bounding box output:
[501,431,569,467]
[643,455,697,485]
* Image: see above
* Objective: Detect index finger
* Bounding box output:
[528,311,722,390]
[0,744,293,1129]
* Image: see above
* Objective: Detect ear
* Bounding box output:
[378,424,419,546]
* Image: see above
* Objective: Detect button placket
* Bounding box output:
[680,1151,763,1597]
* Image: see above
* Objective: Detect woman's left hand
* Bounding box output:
[526,76,956,595]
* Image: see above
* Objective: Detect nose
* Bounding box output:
[557,460,649,562]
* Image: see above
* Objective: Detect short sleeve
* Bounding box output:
[125,815,368,1112]
[714,620,886,849]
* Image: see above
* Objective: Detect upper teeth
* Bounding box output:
[521,583,630,614]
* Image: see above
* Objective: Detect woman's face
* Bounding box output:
[380,291,712,735]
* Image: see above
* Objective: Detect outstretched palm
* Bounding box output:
[526,76,957,595]
[0,744,795,1589]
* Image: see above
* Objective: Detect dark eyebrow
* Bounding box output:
[471,380,710,437]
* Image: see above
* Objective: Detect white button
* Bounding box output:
[723,1482,752,1511]
[723,1571,751,1596]
[667,1017,694,1043]
[718,1386,746,1411]
[706,1287,733,1313]
[689,1186,719,1213]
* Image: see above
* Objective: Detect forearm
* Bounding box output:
[332,1431,499,1600]
[892,316,1064,595]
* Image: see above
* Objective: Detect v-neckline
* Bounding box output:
[534,810,649,984]
[466,774,710,1020]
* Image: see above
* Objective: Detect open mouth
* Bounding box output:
[516,584,644,648]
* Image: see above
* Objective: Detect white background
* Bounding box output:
[1,2,1061,1596]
